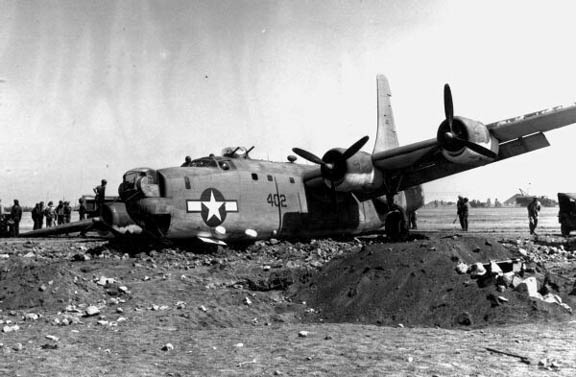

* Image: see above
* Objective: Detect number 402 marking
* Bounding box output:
[267,193,287,208]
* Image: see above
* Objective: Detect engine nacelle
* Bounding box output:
[323,150,383,192]
[437,116,499,164]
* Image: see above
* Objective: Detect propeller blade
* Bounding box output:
[452,136,498,159]
[292,148,325,165]
[444,84,454,129]
[342,136,370,160]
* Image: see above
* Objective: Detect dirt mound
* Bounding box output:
[295,235,576,328]
[0,257,104,311]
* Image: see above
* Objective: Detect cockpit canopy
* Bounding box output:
[189,157,234,171]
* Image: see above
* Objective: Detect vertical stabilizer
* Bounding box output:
[373,75,399,154]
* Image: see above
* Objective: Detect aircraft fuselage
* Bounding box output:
[119,155,418,242]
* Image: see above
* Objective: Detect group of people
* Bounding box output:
[31,201,74,230]
[0,178,108,237]
[456,195,541,234]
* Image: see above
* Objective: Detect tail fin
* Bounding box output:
[373,74,399,154]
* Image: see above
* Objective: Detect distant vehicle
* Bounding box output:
[557,193,576,236]
[79,195,130,223]
[0,214,12,237]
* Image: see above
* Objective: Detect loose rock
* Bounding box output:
[84,306,101,317]
[161,343,174,351]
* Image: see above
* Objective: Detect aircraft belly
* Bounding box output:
[281,186,368,238]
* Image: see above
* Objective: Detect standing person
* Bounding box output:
[0,199,3,215]
[38,202,44,229]
[44,201,55,227]
[56,201,64,225]
[457,196,469,231]
[79,197,87,220]
[528,197,542,235]
[461,197,470,231]
[32,202,45,230]
[93,179,107,216]
[63,201,72,223]
[456,196,464,229]
[9,199,22,236]
[407,210,418,230]
[31,203,40,230]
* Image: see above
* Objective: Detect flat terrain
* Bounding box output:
[417,206,561,233]
[1,207,575,376]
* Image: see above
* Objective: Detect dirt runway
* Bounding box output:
[0,216,575,376]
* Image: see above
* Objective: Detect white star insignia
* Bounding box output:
[203,190,224,222]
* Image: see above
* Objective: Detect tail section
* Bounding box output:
[373,74,399,154]
[371,75,425,239]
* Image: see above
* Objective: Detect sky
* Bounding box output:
[1,0,576,206]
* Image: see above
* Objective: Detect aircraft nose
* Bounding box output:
[119,168,160,201]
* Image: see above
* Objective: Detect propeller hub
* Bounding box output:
[438,118,468,152]
[437,83,497,159]
[320,149,347,182]
[291,136,370,186]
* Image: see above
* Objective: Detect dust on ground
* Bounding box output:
[0,231,575,376]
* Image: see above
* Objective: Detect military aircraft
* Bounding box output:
[114,75,576,245]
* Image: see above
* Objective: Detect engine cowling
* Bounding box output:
[437,116,499,164]
[321,149,382,192]
[293,135,380,193]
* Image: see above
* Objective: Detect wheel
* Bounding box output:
[385,210,408,241]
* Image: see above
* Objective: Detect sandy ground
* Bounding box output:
[1,210,575,376]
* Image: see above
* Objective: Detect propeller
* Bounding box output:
[442,132,498,158]
[438,84,497,159]
[444,84,454,131]
[292,136,370,183]
[291,147,324,166]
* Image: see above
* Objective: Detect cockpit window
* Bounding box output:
[218,160,234,170]
[188,157,235,170]
[189,158,217,168]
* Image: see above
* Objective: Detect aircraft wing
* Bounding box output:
[372,103,576,193]
[20,217,142,238]
[20,218,102,238]
[487,104,576,142]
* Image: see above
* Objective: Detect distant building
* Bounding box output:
[503,194,557,207]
